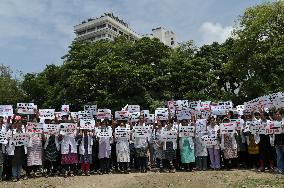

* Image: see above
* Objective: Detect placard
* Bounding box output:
[127,105,140,113]
[196,119,207,135]
[27,122,43,134]
[146,114,155,124]
[97,109,111,119]
[84,105,97,116]
[220,123,236,134]
[0,131,8,144]
[175,100,189,111]
[17,103,35,114]
[0,105,13,117]
[55,112,62,120]
[141,110,150,118]
[155,108,169,121]
[267,120,283,129]
[96,127,112,137]
[70,112,78,122]
[133,126,151,138]
[78,111,92,120]
[167,101,176,116]
[230,119,244,130]
[161,130,177,142]
[211,105,227,116]
[115,111,129,121]
[80,119,96,130]
[218,101,233,110]
[115,127,130,139]
[179,125,195,137]
[59,123,77,135]
[250,121,261,134]
[13,133,30,146]
[201,135,218,146]
[43,124,60,135]
[189,101,199,110]
[129,112,140,122]
[61,105,70,115]
[177,110,191,120]
[198,101,211,111]
[39,109,55,120]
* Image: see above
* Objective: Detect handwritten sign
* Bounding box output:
[211,105,227,116]
[250,121,261,134]
[201,135,218,146]
[80,119,95,130]
[115,111,129,121]
[147,114,155,124]
[78,111,92,120]
[177,110,191,120]
[167,101,176,116]
[70,112,78,122]
[127,105,140,113]
[0,131,8,144]
[55,112,62,120]
[175,100,189,111]
[96,127,112,138]
[133,126,151,138]
[43,124,60,135]
[155,108,169,121]
[196,119,207,136]
[198,101,211,111]
[161,130,177,142]
[129,112,140,122]
[27,122,43,134]
[84,105,97,116]
[0,105,13,117]
[59,123,77,135]
[115,127,130,139]
[97,109,111,120]
[13,133,30,146]
[179,125,195,137]
[39,109,55,120]
[220,123,236,134]
[17,103,35,114]
[230,119,244,130]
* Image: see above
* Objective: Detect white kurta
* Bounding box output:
[116,137,130,162]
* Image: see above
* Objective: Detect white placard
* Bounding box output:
[179,125,195,137]
[61,105,70,115]
[220,123,236,134]
[0,131,8,144]
[196,119,207,136]
[97,109,111,119]
[96,127,112,137]
[27,122,43,134]
[167,101,176,116]
[250,120,261,134]
[218,101,233,110]
[141,110,150,118]
[84,105,97,116]
[115,111,129,121]
[161,130,177,142]
[211,105,227,116]
[236,105,244,115]
[198,101,211,111]
[133,126,151,138]
[13,133,30,146]
[189,101,199,110]
[175,100,189,111]
[17,103,35,114]
[267,120,283,129]
[230,119,244,130]
[129,112,140,122]
[155,108,169,120]
[0,105,13,117]
[70,112,78,122]
[127,105,140,113]
[115,127,130,139]
[39,109,55,120]
[177,110,191,120]
[43,124,60,135]
[80,119,96,130]
[146,114,155,124]
[78,111,92,120]
[59,123,77,135]
[201,135,218,146]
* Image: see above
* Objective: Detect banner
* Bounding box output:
[17,103,35,114]
[115,111,129,121]
[13,133,30,146]
[43,124,60,135]
[179,125,195,137]
[27,122,43,134]
[0,131,8,144]
[96,127,112,138]
[155,108,169,121]
[39,109,55,120]
[84,105,97,116]
[115,127,130,139]
[129,112,140,122]
[0,105,13,117]
[80,119,96,130]
[220,123,236,134]
[97,109,111,119]
[59,123,77,135]
[127,105,140,113]
[133,126,151,138]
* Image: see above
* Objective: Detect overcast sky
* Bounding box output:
[0,0,270,74]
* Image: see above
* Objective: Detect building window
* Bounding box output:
[102,34,106,37]
[171,37,174,40]
[112,27,117,32]
[97,35,101,39]
[108,24,112,29]
[119,31,123,35]
[171,41,175,45]
[108,34,112,38]
[97,24,106,30]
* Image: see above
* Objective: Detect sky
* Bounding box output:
[0,0,271,74]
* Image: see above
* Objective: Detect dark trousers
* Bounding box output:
[119,162,128,171]
[100,158,110,173]
[137,157,147,170]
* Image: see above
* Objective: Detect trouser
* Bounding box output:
[224,158,237,169]
[27,165,40,175]
[237,151,248,168]
[129,143,136,169]
[162,159,175,170]
[44,160,60,174]
[196,156,207,170]
[275,146,284,171]
[100,158,110,173]
[248,154,259,168]
[81,163,90,173]
[182,163,194,171]
[208,148,220,169]
[0,164,3,180]
[12,162,23,179]
[119,162,128,171]
[156,158,163,169]
[137,157,147,170]
[63,164,75,173]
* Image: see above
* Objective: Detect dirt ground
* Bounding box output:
[1,170,284,188]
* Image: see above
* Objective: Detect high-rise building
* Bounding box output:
[74,13,141,42]
[147,27,178,48]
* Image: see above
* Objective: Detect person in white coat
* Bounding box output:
[78,129,93,176]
